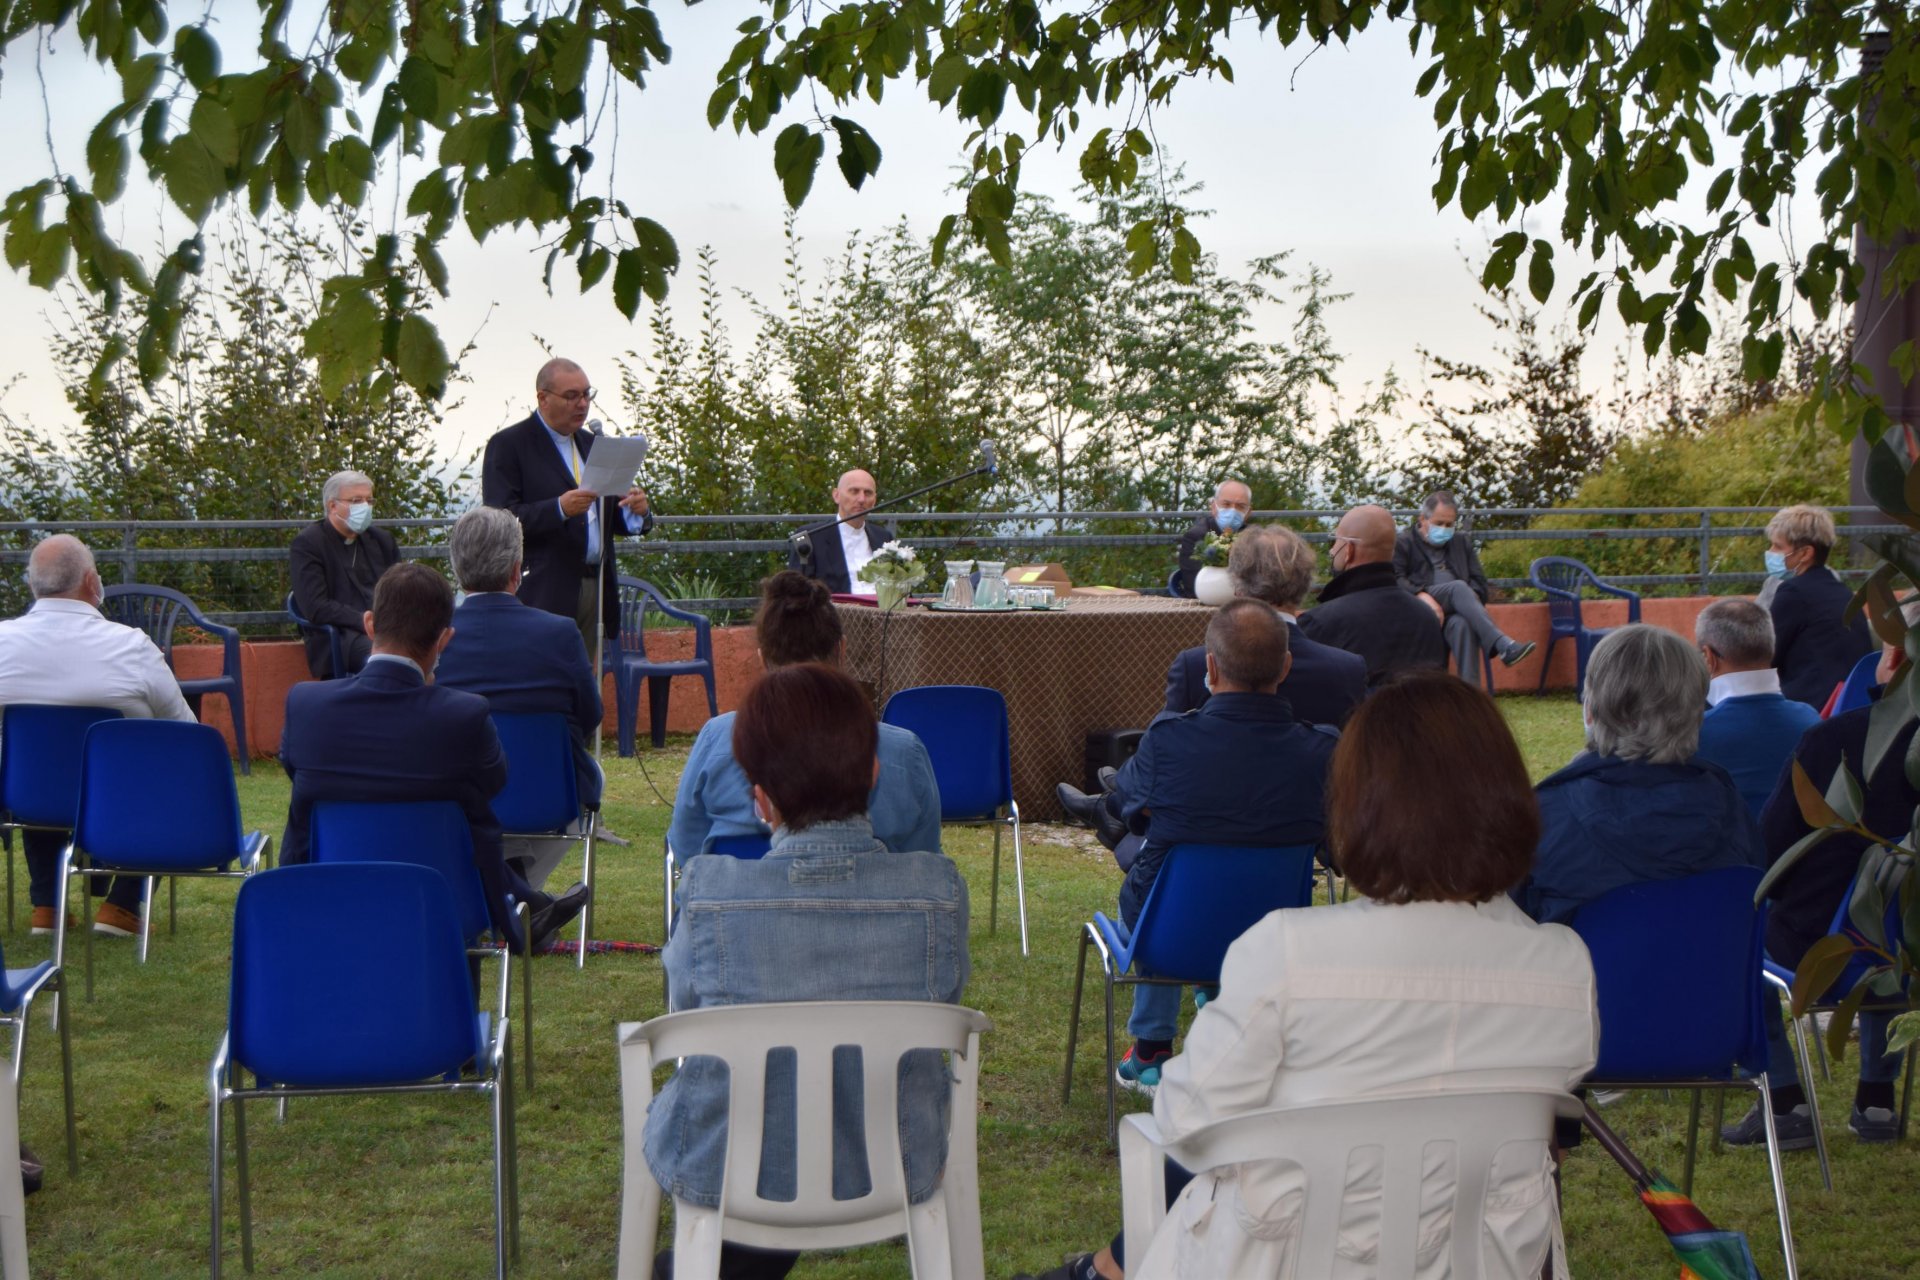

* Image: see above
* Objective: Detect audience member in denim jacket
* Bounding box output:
[1513,625,1764,927]
[645,664,968,1280]
[669,571,941,858]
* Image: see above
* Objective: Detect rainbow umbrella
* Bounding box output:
[1583,1102,1763,1280]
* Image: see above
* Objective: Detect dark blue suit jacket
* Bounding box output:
[279,657,530,947]
[788,518,894,595]
[436,592,605,808]
[1158,625,1367,728]
[481,414,652,638]
[1769,568,1872,708]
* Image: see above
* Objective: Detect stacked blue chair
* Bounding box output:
[310,800,534,1092]
[881,685,1030,955]
[57,719,270,1001]
[209,862,519,1277]
[1572,865,1801,1280]
[489,712,600,970]
[1527,557,1641,697]
[605,576,719,755]
[282,591,350,681]
[1062,843,1319,1141]
[101,584,251,773]
[0,704,123,933]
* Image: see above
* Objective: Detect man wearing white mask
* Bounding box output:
[1390,489,1534,687]
[1173,478,1252,597]
[290,469,401,678]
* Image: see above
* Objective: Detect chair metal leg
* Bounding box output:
[576,812,597,971]
[491,1046,509,1280]
[987,823,1001,935]
[522,927,535,1094]
[52,973,76,1174]
[503,1028,522,1263]
[1901,1044,1916,1141]
[169,874,178,936]
[138,876,154,964]
[1811,1012,1832,1081]
[1785,1008,1833,1191]
[234,1092,255,1273]
[1754,1075,1799,1280]
[1713,1089,1727,1152]
[210,1080,224,1280]
[1682,1089,1701,1195]
[5,839,12,934]
[1062,929,1090,1103]
[51,852,73,1027]
[1103,970,1118,1145]
[1008,803,1029,957]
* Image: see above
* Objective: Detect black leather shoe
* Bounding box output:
[1096,766,1118,792]
[528,882,590,951]
[1056,783,1105,827]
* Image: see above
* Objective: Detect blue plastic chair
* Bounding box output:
[882,685,1030,955]
[0,704,124,933]
[1826,651,1882,718]
[1527,557,1641,697]
[1762,870,1915,1150]
[489,712,600,971]
[209,862,519,1278]
[56,719,271,1003]
[605,576,719,755]
[661,832,774,941]
[101,584,250,774]
[311,800,534,1091]
[283,591,350,681]
[1571,865,1800,1275]
[0,932,75,1175]
[1062,843,1319,1140]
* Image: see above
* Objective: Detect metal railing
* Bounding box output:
[0,506,1895,628]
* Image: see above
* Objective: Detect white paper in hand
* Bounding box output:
[579,434,649,496]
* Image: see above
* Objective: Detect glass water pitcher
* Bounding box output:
[941,560,975,608]
[973,561,1010,609]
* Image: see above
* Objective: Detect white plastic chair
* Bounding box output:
[616,1001,992,1280]
[0,1058,29,1277]
[1119,1087,1578,1278]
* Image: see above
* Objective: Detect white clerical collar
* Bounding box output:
[1707,667,1782,706]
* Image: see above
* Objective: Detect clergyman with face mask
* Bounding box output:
[1296,504,1448,686]
[290,468,401,678]
[1173,478,1254,597]
[1388,489,1536,688]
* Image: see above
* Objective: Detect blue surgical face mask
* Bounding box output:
[1764,549,1791,580]
[346,502,374,534]
[1215,507,1246,533]
[1426,524,1454,547]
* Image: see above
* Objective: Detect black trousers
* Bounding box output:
[23,827,142,912]
[652,1244,798,1280]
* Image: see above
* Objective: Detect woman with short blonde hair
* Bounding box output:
[1763,502,1871,708]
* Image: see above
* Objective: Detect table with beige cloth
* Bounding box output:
[837,596,1215,822]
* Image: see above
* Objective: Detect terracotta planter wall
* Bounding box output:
[176,596,1727,761]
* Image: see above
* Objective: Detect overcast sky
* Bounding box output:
[0,6,1826,504]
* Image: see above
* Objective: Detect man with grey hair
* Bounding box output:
[1390,489,1535,685]
[289,468,399,677]
[1695,598,1820,816]
[1513,624,1762,926]
[436,507,604,885]
[481,356,653,655]
[1173,478,1253,597]
[0,535,196,936]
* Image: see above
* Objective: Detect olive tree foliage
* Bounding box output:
[0,1,1912,428]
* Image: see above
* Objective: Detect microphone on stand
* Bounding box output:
[979,438,998,476]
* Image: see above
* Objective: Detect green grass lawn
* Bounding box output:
[12,693,1920,1277]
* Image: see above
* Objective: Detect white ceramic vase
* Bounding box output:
[1193,566,1234,606]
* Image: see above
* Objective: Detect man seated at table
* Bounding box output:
[1102,598,1338,1095]
[1056,526,1363,841]
[1391,489,1535,683]
[788,468,893,594]
[1694,597,1820,818]
[289,469,401,677]
[1298,503,1446,685]
[646,662,967,1280]
[436,506,604,891]
[1172,478,1252,597]
[279,561,588,951]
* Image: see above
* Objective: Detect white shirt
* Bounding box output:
[1707,666,1785,706]
[840,520,878,591]
[0,598,195,722]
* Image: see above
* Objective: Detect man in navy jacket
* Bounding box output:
[279,562,587,951]
[1694,598,1820,816]
[480,357,653,653]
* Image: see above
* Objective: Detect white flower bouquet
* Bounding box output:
[858,541,926,610]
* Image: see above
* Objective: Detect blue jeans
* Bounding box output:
[1118,865,1182,1042]
[1764,1004,1903,1089]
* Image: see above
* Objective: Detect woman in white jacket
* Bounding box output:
[1028,673,1600,1280]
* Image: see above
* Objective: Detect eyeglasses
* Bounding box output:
[542,387,596,404]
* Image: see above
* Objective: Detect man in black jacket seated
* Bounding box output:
[1391,490,1534,684]
[1298,504,1447,686]
[1171,478,1252,597]
[288,470,401,678]
[787,468,895,595]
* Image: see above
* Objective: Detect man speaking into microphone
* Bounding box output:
[482,357,653,652]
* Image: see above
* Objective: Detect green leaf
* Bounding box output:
[1527,240,1554,303]
[1756,822,1845,901]
[958,68,1007,125]
[414,235,448,296]
[190,97,239,167]
[1789,933,1860,1016]
[1888,1011,1920,1057]
[706,80,739,129]
[1825,758,1866,826]
[927,51,969,105]
[398,55,439,120]
[27,224,68,288]
[1824,979,1870,1061]
[1866,435,1920,529]
[163,135,225,224]
[612,246,643,318]
[631,216,679,271]
[174,26,220,91]
[772,124,823,208]
[394,312,449,399]
[86,121,129,203]
[1124,219,1157,274]
[577,245,610,290]
[830,117,881,191]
